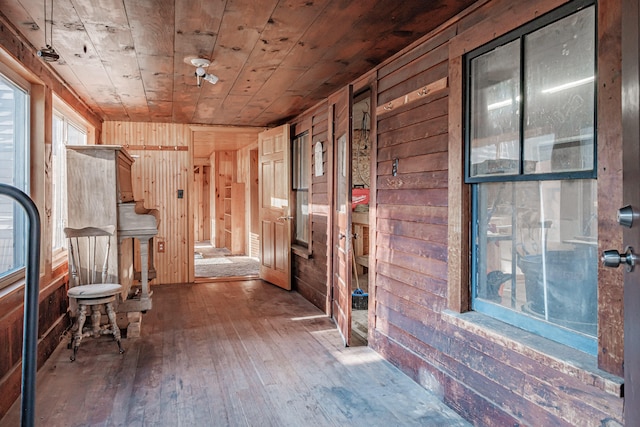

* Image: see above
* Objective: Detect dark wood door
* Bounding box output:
[622,0,640,423]
[329,85,353,345]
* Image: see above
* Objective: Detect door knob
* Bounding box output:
[602,246,637,272]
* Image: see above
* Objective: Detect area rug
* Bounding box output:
[194,242,259,278]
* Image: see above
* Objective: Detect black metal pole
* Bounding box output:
[0,183,41,427]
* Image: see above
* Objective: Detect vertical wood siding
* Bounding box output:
[238,143,259,258]
[102,122,191,284]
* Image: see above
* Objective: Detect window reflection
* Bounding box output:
[476,179,597,337]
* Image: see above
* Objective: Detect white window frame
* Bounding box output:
[0,65,31,290]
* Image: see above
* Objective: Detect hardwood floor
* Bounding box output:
[1,280,469,427]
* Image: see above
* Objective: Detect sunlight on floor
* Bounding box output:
[197,257,233,264]
[291,314,328,321]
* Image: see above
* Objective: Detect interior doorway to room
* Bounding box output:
[193,152,259,281]
[350,89,372,345]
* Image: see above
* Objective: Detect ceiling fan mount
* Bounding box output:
[190,58,210,68]
[189,58,218,87]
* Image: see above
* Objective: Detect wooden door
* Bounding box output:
[259,125,292,290]
[330,85,353,345]
[622,0,640,422]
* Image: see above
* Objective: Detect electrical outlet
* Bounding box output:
[157,241,165,253]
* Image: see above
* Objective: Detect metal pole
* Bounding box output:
[0,183,41,427]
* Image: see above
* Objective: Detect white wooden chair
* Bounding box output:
[65,225,124,361]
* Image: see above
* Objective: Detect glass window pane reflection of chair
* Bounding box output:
[65,225,124,361]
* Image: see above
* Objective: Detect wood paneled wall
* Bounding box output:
[213,150,236,250]
[290,102,330,312]
[102,122,192,284]
[193,165,211,242]
[237,143,259,258]
[353,0,624,425]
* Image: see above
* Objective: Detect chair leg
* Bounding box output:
[91,305,101,337]
[105,302,124,354]
[71,304,87,362]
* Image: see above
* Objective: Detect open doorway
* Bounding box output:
[350,89,372,344]
[193,150,259,281]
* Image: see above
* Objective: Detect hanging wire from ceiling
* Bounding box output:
[37,0,59,62]
[45,0,51,49]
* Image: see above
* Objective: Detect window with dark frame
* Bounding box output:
[464,0,598,355]
[292,132,310,247]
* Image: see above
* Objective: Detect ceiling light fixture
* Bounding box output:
[190,58,219,87]
[37,0,59,62]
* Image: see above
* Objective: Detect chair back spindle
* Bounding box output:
[64,225,116,287]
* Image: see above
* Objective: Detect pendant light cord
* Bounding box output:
[43,0,53,47]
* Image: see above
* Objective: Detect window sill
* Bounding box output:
[442,310,623,397]
[292,244,311,259]
[0,277,26,300]
[0,268,26,294]
[52,249,67,268]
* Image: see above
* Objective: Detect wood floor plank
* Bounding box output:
[0,280,470,427]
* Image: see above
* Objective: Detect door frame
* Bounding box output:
[622,0,640,421]
[361,76,378,345]
[328,85,353,345]
[327,71,378,346]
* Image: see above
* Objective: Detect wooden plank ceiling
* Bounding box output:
[0,0,476,127]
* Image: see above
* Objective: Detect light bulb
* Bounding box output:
[195,66,206,77]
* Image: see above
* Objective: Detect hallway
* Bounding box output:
[1,280,469,426]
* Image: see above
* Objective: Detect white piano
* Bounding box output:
[66,145,159,333]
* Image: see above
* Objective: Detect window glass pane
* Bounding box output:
[293,139,300,189]
[299,133,309,189]
[469,39,520,177]
[293,137,300,189]
[52,116,66,251]
[523,6,595,174]
[336,134,347,213]
[475,179,597,338]
[293,133,309,190]
[67,122,87,145]
[295,190,309,244]
[292,132,309,246]
[0,74,29,281]
[52,115,86,251]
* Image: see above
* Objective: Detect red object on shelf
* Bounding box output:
[352,188,369,210]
